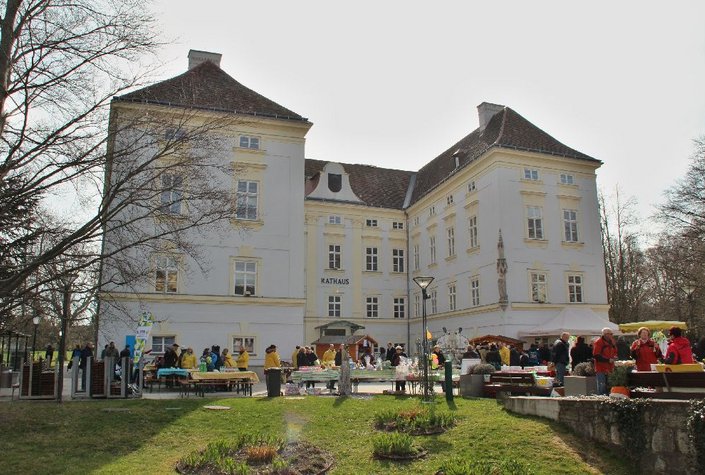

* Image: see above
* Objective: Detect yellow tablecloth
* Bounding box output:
[190,371,259,383]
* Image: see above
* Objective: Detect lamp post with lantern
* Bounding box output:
[413,276,434,402]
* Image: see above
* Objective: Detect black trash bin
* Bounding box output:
[265,368,281,397]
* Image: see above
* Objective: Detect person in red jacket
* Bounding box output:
[664,327,695,365]
[630,327,663,371]
[593,328,617,395]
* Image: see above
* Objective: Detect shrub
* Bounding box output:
[437,456,535,475]
[244,445,278,465]
[372,432,418,457]
[572,361,595,376]
[471,364,497,375]
[373,406,457,434]
[607,365,632,387]
[178,433,284,473]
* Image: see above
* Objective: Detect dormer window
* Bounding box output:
[239,136,259,149]
[328,173,342,192]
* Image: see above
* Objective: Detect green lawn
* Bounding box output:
[1,396,633,474]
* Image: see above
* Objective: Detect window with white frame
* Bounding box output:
[448,283,457,311]
[152,335,175,354]
[471,276,480,306]
[328,244,341,270]
[365,247,378,272]
[527,206,544,239]
[232,336,257,356]
[393,297,406,319]
[160,173,183,215]
[239,135,260,149]
[429,206,436,217]
[446,195,454,206]
[413,244,420,271]
[392,249,404,273]
[563,209,579,242]
[328,295,341,317]
[413,216,420,227]
[235,180,258,220]
[365,296,379,318]
[155,256,179,293]
[524,168,539,181]
[531,272,548,303]
[560,173,574,185]
[447,227,455,257]
[467,181,476,192]
[414,293,420,317]
[430,289,438,314]
[429,236,436,264]
[392,221,404,230]
[234,260,257,296]
[468,215,478,248]
[366,218,378,227]
[568,274,583,303]
[328,215,342,225]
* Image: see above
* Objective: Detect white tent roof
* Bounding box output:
[518,307,619,338]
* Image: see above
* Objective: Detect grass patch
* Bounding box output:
[0,397,635,474]
[374,405,457,434]
[372,432,423,458]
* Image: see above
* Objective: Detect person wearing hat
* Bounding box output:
[264,344,281,372]
[390,346,407,393]
[592,328,617,395]
[664,327,695,365]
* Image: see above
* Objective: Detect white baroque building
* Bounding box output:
[98,51,608,369]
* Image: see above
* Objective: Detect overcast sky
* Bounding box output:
[150,0,705,225]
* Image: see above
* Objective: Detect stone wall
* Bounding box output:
[503,397,695,474]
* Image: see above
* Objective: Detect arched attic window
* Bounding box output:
[328,173,342,192]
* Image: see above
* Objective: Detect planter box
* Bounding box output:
[564,375,597,397]
[460,373,485,397]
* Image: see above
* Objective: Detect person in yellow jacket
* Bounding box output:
[236,346,249,371]
[321,344,336,368]
[264,345,281,371]
[291,345,300,370]
[221,348,236,368]
[499,343,510,366]
[180,347,198,369]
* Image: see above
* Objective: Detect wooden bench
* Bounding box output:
[483,372,553,398]
[628,371,705,400]
[193,379,231,397]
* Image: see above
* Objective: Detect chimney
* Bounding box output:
[187,49,222,70]
[477,102,504,129]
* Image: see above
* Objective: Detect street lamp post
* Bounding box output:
[32,314,40,362]
[413,276,434,402]
[683,285,696,334]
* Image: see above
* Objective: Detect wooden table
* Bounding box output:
[187,371,259,397]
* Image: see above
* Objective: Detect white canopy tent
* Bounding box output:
[518,307,619,338]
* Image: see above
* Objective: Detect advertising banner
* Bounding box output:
[133,312,155,364]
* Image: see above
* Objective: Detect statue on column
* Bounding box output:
[497,229,509,310]
[338,344,352,396]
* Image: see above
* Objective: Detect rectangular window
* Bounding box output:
[328,295,341,317]
[232,336,257,357]
[151,336,176,354]
[560,173,574,185]
[468,215,478,248]
[234,260,257,296]
[429,236,436,264]
[446,195,454,206]
[429,206,436,217]
[447,227,455,257]
[392,221,404,230]
[467,181,476,192]
[524,168,539,181]
[527,206,544,240]
[414,293,420,317]
[366,297,379,318]
[531,272,548,303]
[471,277,480,307]
[413,216,420,226]
[160,173,183,215]
[430,289,438,314]
[563,209,579,242]
[239,135,260,149]
[413,244,420,271]
[393,297,406,319]
[568,274,583,303]
[365,219,378,227]
[365,247,378,272]
[235,180,258,220]
[448,283,457,311]
[328,215,342,225]
[328,245,341,270]
[392,249,405,273]
[155,256,178,293]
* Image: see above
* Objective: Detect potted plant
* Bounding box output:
[608,365,632,398]
[460,364,495,397]
[564,362,597,397]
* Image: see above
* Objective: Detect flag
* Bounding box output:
[426,330,432,340]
